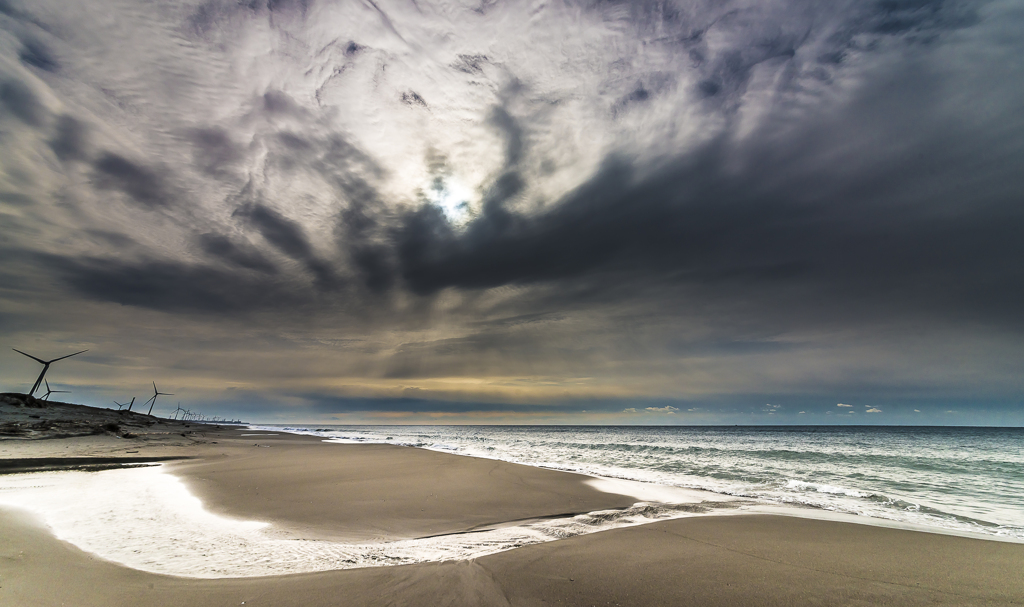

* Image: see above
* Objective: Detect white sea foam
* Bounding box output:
[0,465,729,578]
[586,477,729,504]
[284,425,1024,541]
[784,479,870,497]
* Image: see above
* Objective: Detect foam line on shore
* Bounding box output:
[585,476,737,504]
[0,465,740,578]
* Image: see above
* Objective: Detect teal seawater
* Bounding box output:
[258,425,1024,540]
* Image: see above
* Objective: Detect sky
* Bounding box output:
[1,0,1022,425]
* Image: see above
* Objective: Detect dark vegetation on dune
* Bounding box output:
[0,393,205,441]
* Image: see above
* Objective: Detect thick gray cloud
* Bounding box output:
[92,153,173,208]
[188,128,242,177]
[234,202,341,288]
[49,115,88,162]
[0,79,45,126]
[198,232,278,274]
[54,257,276,313]
[0,0,1021,423]
[18,35,58,72]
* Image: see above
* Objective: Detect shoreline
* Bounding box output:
[2,424,1021,552]
[2,420,1021,543]
[3,423,1024,604]
[254,423,1024,545]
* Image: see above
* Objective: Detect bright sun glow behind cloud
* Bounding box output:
[424,177,475,224]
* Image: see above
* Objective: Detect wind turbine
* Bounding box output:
[12,348,88,396]
[144,382,173,416]
[171,403,185,420]
[42,380,69,402]
[113,400,128,410]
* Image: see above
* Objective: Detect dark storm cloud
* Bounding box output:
[850,1,978,54]
[85,230,137,248]
[92,153,172,208]
[339,194,397,293]
[234,202,340,288]
[18,36,58,71]
[858,0,978,37]
[198,232,277,274]
[300,393,562,415]
[254,125,392,292]
[801,0,981,67]
[0,191,34,207]
[187,127,241,176]
[392,85,1024,326]
[44,254,302,314]
[262,90,305,116]
[695,32,800,103]
[348,243,394,293]
[0,79,45,126]
[488,106,524,166]
[49,115,88,162]
[235,203,312,260]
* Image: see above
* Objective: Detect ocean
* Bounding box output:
[2,424,1021,578]
[258,424,1024,541]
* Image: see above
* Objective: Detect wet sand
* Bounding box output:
[167,432,640,541]
[3,507,1022,606]
[1,409,1022,605]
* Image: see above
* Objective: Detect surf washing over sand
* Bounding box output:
[266,425,1024,541]
[0,463,743,578]
[1,424,1021,580]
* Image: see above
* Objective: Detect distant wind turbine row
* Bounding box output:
[13,347,186,419]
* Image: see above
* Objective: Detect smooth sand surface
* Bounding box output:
[167,433,640,540]
[1,421,641,541]
[3,508,1022,606]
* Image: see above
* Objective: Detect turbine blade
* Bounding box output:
[12,348,46,364]
[49,349,88,363]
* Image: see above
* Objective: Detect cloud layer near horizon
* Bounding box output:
[1,0,1022,423]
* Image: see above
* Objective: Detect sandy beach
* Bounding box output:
[1,402,1022,606]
